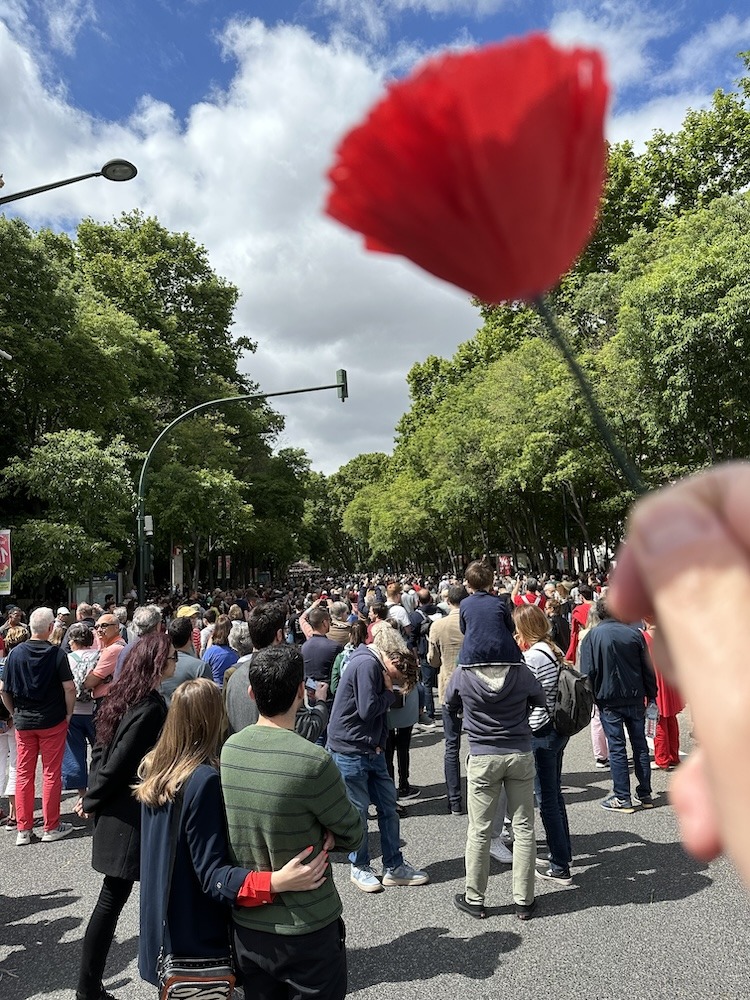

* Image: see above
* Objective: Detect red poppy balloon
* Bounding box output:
[325,34,609,303]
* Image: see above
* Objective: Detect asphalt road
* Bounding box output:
[2,713,749,1000]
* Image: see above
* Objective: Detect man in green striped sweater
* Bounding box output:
[221,644,363,1000]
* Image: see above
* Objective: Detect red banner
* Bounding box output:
[496,554,512,577]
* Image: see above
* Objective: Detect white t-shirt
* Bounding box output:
[386,602,411,631]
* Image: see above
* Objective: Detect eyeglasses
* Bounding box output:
[166,654,178,663]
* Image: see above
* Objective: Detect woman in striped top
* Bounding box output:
[513,604,573,887]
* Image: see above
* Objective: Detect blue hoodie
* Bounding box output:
[326,645,396,754]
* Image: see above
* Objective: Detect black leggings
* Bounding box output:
[76,875,134,1000]
[386,726,413,792]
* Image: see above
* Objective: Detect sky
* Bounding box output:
[1,0,749,474]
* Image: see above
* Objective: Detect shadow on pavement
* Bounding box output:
[425,831,710,910]
[0,889,138,1000]
[347,924,522,992]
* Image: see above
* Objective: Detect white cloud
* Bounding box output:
[0,0,29,34]
[0,17,479,474]
[44,0,97,55]
[609,90,712,150]
[549,1,674,90]
[663,14,750,84]
[317,0,509,44]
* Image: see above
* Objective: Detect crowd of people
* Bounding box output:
[0,458,744,1000]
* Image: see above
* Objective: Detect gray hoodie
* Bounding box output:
[444,660,545,755]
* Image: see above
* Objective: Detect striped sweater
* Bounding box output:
[523,642,561,731]
[220,725,362,935]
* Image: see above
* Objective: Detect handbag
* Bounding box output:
[157,792,236,1000]
[157,954,235,1000]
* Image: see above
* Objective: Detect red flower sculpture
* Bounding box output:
[325,34,609,303]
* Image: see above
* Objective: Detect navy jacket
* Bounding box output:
[579,620,657,707]
[459,590,522,666]
[139,765,248,985]
[327,645,395,754]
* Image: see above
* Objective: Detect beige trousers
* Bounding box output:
[465,751,536,906]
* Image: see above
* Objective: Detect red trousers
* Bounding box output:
[654,714,680,768]
[15,719,68,832]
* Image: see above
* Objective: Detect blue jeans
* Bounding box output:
[420,662,436,718]
[62,714,96,790]
[442,706,463,809]
[599,704,652,802]
[331,751,403,870]
[532,725,571,874]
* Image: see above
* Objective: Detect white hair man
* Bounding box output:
[114,604,164,680]
[0,607,75,845]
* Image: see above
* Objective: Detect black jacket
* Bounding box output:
[579,621,657,707]
[84,690,168,881]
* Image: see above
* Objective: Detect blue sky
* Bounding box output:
[17,1,750,126]
[2,0,750,472]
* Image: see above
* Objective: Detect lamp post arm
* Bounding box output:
[136,378,347,601]
[0,171,102,206]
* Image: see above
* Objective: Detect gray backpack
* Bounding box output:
[553,661,594,737]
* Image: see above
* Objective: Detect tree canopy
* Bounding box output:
[0,213,308,596]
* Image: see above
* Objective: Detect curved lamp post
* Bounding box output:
[0,158,137,206]
[137,370,349,601]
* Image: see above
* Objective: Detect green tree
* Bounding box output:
[76,211,256,415]
[3,430,140,594]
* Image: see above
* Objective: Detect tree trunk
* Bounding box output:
[192,535,201,592]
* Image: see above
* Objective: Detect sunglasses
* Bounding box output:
[94,622,117,631]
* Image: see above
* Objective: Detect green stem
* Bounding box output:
[533,296,646,496]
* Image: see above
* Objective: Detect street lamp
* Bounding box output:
[0,159,137,206]
[137,372,349,601]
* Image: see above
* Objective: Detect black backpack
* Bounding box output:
[553,661,594,737]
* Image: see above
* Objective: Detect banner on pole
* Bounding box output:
[0,530,11,596]
[496,554,512,578]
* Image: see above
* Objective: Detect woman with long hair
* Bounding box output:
[136,678,328,987]
[513,603,573,886]
[75,632,176,1000]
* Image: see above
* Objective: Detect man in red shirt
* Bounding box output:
[511,577,546,610]
[83,614,125,701]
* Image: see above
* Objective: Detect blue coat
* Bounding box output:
[138,764,249,986]
[579,620,657,707]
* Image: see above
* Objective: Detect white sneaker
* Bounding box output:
[350,864,383,892]
[15,829,32,846]
[489,837,513,863]
[41,822,73,842]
